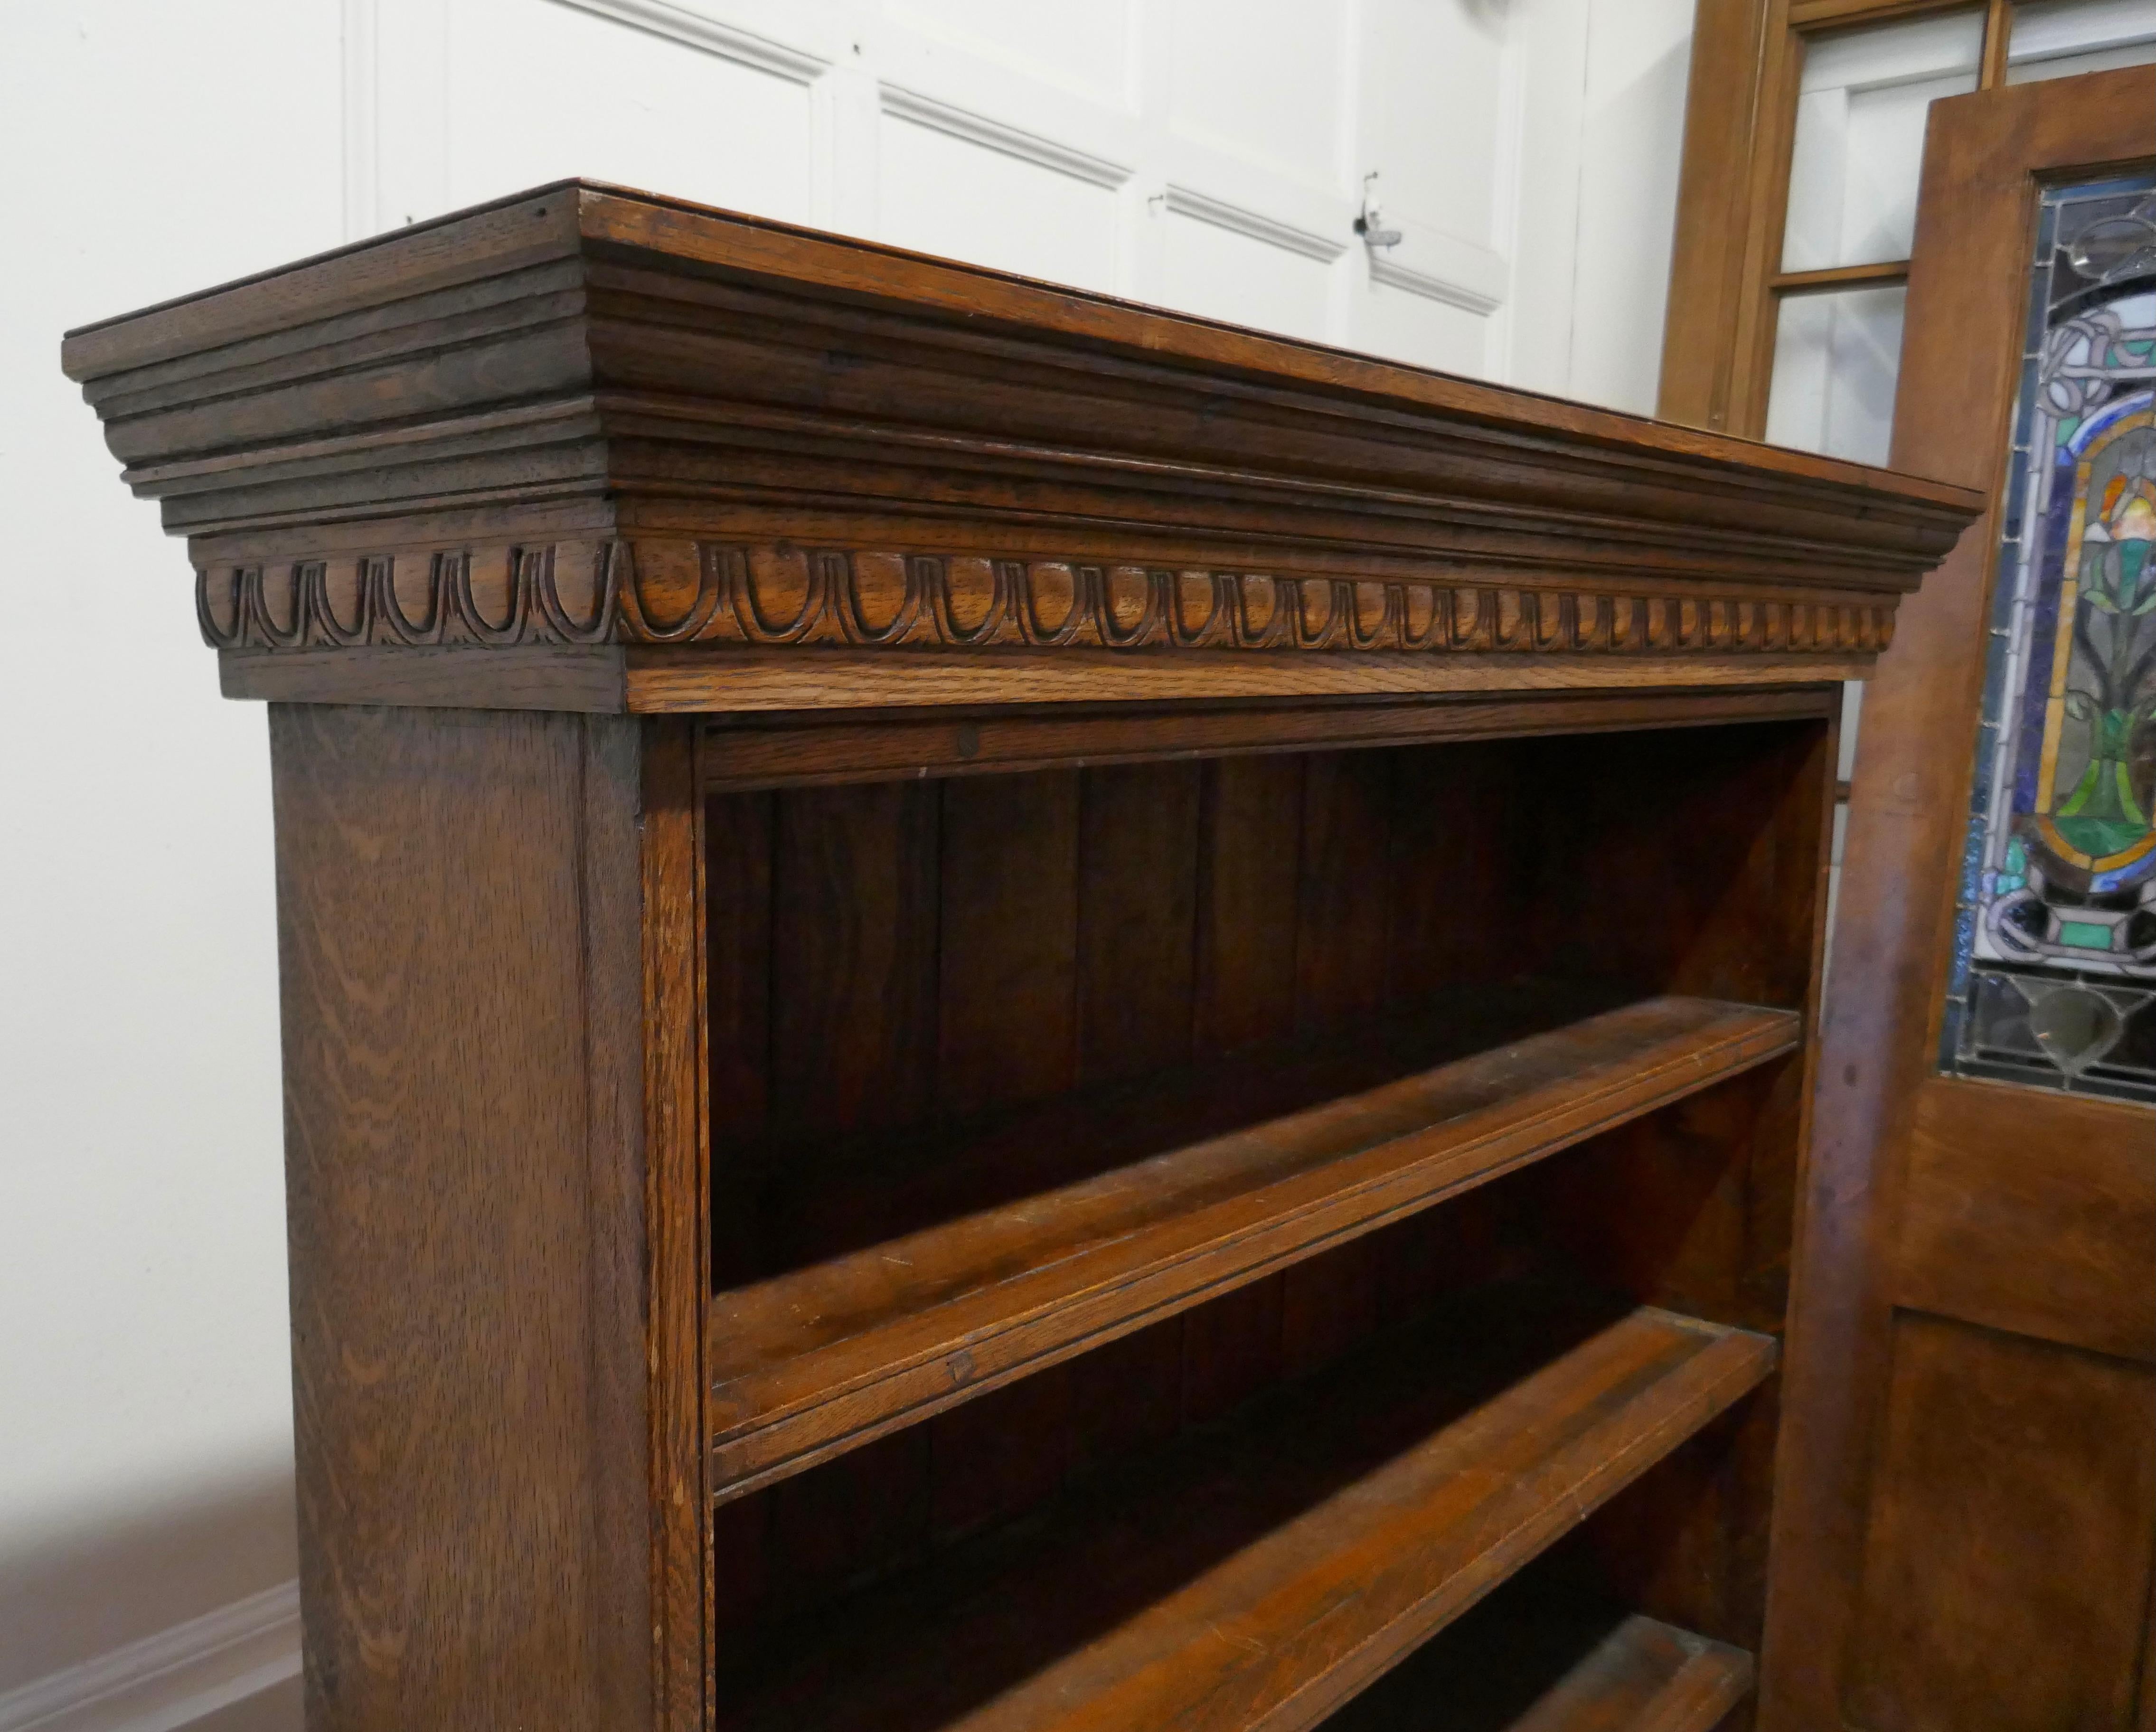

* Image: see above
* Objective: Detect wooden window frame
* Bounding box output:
[1659,0,2016,435]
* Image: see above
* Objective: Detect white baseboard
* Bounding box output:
[0,1581,300,1732]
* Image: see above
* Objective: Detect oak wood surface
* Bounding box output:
[1328,1558,1756,1732]
[65,179,1979,714]
[1893,1081,2156,1365]
[641,721,714,1729]
[700,719,1830,1505]
[625,651,1882,714]
[273,705,665,1729]
[1535,717,1833,1015]
[706,993,1798,1498]
[62,179,1968,509]
[1657,0,1806,441]
[1788,0,1982,22]
[695,687,1836,791]
[221,644,628,710]
[1842,1311,2156,1732]
[712,1282,1776,1732]
[218,645,1873,715]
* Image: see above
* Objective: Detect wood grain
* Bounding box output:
[1894,1080,2156,1365]
[935,771,1080,1116]
[1193,753,1305,1055]
[1844,1311,2156,1732]
[706,995,1798,1497]
[66,179,1976,512]
[1789,0,1978,23]
[770,781,939,1140]
[1292,747,1394,1031]
[273,706,660,1730]
[203,543,1923,659]
[695,687,1837,791]
[1329,1557,1756,1732]
[64,178,1977,714]
[628,650,1882,714]
[713,1285,1777,1732]
[1770,260,1911,294]
[1077,762,1202,1085]
[221,644,628,709]
[640,720,712,1730]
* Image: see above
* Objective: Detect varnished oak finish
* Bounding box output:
[272,706,703,1728]
[708,994,1798,1497]
[1351,1617,1751,1732]
[1764,65,2156,1732]
[218,645,1878,715]
[715,1285,1775,1732]
[692,687,1837,791]
[63,179,1976,714]
[64,181,1978,1732]
[1330,1554,1756,1732]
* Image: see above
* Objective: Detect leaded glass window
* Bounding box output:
[1942,171,2156,1102]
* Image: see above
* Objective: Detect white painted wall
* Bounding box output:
[353,0,1516,373]
[0,5,337,1726]
[1506,0,1699,414]
[0,2,1694,1725]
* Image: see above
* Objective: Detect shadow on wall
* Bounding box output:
[0,1461,296,1703]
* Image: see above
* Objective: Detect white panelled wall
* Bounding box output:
[0,3,1693,1727]
[357,0,1514,370]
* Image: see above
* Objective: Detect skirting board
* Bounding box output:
[0,1581,299,1732]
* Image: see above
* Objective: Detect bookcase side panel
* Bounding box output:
[269,704,664,1732]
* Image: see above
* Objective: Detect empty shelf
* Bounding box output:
[1326,1559,1753,1732]
[716,1284,1778,1732]
[709,992,1798,1495]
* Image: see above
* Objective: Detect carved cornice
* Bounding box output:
[198,541,1896,659]
[66,179,1981,709]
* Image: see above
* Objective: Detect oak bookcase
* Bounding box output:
[64,181,1980,1732]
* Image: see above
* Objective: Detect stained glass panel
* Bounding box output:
[1941,169,2156,1103]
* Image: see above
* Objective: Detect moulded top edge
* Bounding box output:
[59,184,591,379]
[572,186,1982,516]
[62,179,1984,522]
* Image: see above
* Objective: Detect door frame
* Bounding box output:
[1657,0,2019,438]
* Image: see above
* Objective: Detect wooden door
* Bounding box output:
[1764,65,2156,1732]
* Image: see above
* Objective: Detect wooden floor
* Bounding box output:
[709,990,1797,1496]
[715,1278,1775,1732]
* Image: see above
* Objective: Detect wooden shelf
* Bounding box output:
[1370,1615,1752,1732]
[715,1283,1778,1732]
[709,992,1799,1495]
[1327,1557,1754,1732]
